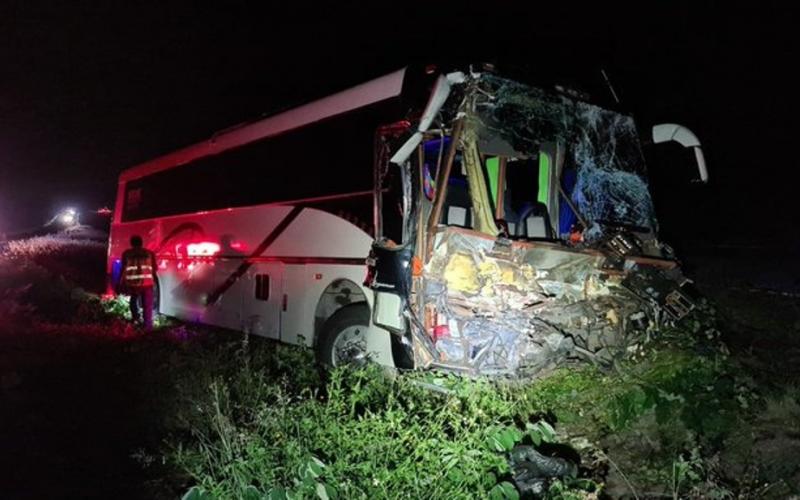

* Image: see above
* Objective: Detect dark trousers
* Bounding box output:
[129,287,154,330]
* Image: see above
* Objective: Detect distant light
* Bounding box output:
[54,207,78,227]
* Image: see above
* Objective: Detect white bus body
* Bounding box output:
[110,65,708,375]
[108,68,423,366]
[108,201,394,365]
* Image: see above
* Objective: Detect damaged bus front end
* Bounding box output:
[366,68,706,377]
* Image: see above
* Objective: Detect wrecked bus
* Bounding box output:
[108,65,707,376]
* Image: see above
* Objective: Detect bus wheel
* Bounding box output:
[316,304,370,367]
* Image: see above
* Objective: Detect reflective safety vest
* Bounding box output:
[123,253,155,288]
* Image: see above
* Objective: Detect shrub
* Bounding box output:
[170,361,526,499]
[168,334,756,500]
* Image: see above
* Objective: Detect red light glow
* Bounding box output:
[229,241,247,251]
[187,242,221,256]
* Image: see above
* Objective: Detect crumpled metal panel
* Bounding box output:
[421,229,657,375]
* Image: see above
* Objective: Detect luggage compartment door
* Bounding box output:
[240,262,283,339]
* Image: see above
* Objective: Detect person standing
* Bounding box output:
[120,235,157,330]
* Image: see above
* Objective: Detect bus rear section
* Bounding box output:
[108,67,432,366]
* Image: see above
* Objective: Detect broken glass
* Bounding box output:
[470,74,657,242]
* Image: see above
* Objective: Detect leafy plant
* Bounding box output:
[670,452,702,499]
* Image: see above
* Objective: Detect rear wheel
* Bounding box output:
[316,304,371,367]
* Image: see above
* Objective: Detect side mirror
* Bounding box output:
[652,123,709,183]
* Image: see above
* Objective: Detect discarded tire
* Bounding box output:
[509,445,578,498]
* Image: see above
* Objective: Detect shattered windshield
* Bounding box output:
[472,74,657,240]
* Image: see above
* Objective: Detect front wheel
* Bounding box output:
[316,304,371,367]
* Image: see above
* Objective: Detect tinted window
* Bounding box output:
[123,100,399,221]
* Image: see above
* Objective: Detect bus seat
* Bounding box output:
[441,178,473,228]
[525,216,548,238]
[516,202,553,239]
[446,206,471,227]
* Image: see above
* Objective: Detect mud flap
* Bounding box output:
[366,243,413,334]
[366,242,436,368]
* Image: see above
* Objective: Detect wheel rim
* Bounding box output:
[331,324,368,366]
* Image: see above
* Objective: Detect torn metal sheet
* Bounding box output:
[418,229,663,375]
[390,72,466,165]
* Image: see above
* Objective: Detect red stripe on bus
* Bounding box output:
[246,256,365,265]
[158,255,365,266]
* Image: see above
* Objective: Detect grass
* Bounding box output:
[165,322,758,499]
[2,233,799,499]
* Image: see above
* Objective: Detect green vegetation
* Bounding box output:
[3,235,799,499]
[162,311,768,499]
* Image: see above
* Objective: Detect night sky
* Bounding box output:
[1,2,797,252]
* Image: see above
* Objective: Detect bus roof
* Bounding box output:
[118,68,407,183]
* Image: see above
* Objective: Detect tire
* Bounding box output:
[316,303,370,367]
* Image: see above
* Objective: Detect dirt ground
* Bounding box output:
[0,331,177,499]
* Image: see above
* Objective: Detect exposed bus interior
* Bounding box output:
[421,137,557,241]
[370,71,698,376]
